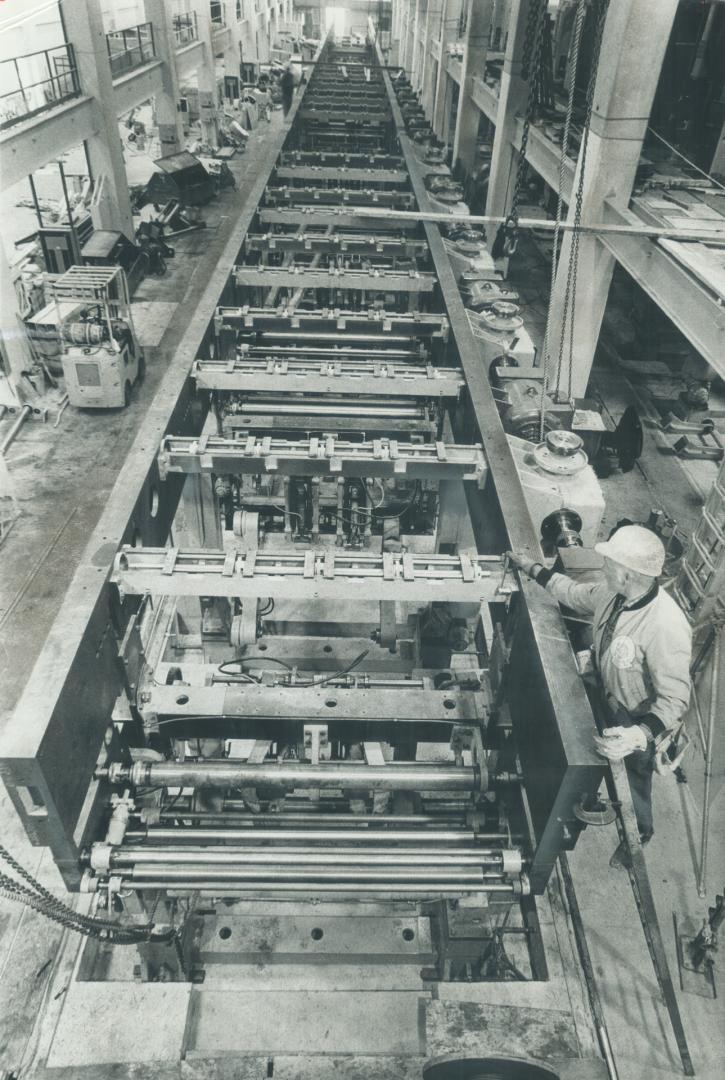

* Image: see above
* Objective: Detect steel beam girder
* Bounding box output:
[275,166,408,183]
[299,109,388,123]
[245,233,429,257]
[233,266,435,292]
[111,547,514,604]
[139,684,487,726]
[192,359,463,397]
[259,207,420,228]
[379,47,604,894]
[264,188,415,210]
[157,434,487,483]
[600,202,725,381]
[279,152,404,169]
[213,307,448,338]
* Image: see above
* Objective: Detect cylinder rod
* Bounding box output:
[107,878,521,895]
[128,760,479,792]
[126,866,504,883]
[108,848,510,867]
[124,827,479,844]
[154,811,479,828]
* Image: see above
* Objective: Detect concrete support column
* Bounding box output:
[452,0,493,173]
[224,1,244,83]
[60,0,134,239]
[711,117,725,177]
[421,1,443,117]
[144,0,185,156]
[432,0,462,144]
[416,0,431,97]
[0,239,35,401]
[391,0,402,65]
[484,0,532,244]
[191,0,221,145]
[545,0,679,399]
[407,0,420,77]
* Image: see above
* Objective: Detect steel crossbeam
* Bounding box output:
[279,152,404,170]
[299,109,388,123]
[233,266,435,293]
[111,547,513,603]
[136,685,488,726]
[259,207,420,228]
[157,434,487,483]
[192,357,463,397]
[213,307,449,338]
[245,233,428,257]
[264,188,415,209]
[275,166,408,183]
[234,345,425,361]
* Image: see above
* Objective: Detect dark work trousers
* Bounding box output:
[621,741,656,840]
[604,700,656,841]
[282,92,293,115]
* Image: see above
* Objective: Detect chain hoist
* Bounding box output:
[538,0,587,438]
[492,0,548,259]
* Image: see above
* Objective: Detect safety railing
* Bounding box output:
[173,11,199,47]
[0,44,81,131]
[106,22,156,78]
[210,1,226,26]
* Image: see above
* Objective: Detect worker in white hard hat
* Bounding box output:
[508,525,692,870]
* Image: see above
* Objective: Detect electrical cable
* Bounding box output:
[218,656,295,673]
[0,845,176,946]
[303,648,370,687]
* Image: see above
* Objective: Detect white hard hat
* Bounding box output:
[594,525,665,577]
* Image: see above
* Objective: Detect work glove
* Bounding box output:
[505,551,540,579]
[594,725,648,761]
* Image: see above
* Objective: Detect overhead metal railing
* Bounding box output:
[106,22,156,79]
[0,44,81,131]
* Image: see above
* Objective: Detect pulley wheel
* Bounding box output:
[423,1057,561,1080]
[480,301,523,332]
[540,508,583,549]
[533,431,588,475]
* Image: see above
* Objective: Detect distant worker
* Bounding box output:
[257,81,273,122]
[508,525,691,870]
[280,64,295,116]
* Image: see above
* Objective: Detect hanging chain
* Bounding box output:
[492,0,548,258]
[0,844,175,946]
[556,0,611,404]
[538,0,587,440]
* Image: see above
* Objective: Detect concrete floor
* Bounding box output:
[1,125,724,1077]
[508,245,725,1080]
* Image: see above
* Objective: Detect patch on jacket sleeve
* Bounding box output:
[609,634,636,669]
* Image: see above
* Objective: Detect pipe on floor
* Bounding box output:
[1,404,33,455]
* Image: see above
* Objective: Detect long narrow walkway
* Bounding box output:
[0,114,288,730]
[0,110,293,1071]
